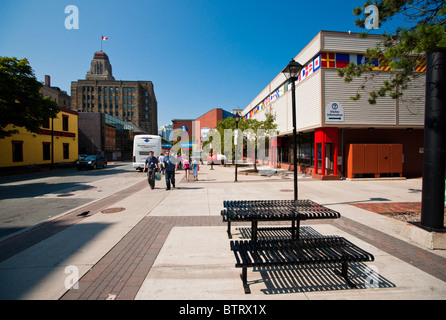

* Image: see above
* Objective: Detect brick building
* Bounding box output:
[172,108,234,150]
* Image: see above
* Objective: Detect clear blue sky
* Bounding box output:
[0,0,389,127]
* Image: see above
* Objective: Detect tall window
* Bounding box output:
[63,143,69,160]
[42,118,50,129]
[12,141,23,162]
[42,142,51,161]
[62,115,69,131]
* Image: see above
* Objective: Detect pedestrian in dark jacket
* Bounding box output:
[163,150,177,190]
[144,151,159,190]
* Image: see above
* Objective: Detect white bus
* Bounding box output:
[133,135,162,171]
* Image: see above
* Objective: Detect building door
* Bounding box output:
[325,143,334,171]
[314,128,338,176]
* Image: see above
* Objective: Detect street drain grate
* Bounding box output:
[101,207,126,214]
[279,189,293,192]
[57,193,75,197]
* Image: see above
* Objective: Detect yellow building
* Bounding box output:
[0,108,79,168]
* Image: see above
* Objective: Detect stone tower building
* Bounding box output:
[71,51,158,135]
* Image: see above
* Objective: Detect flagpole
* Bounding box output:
[101,36,103,51]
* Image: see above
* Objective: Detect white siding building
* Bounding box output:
[243,31,425,179]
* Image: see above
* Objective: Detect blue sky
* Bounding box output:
[0,0,388,127]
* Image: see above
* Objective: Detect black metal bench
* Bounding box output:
[222,200,341,241]
[230,237,375,294]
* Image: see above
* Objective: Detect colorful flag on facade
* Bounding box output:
[313,55,321,71]
[365,56,379,70]
[321,53,336,68]
[305,62,313,76]
[335,53,350,68]
[379,57,392,71]
[357,54,365,65]
[414,59,426,72]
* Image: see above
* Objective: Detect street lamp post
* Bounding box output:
[234,112,241,182]
[281,59,303,201]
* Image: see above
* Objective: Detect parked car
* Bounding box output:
[78,154,88,161]
[76,155,108,170]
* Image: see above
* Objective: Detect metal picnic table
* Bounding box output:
[221,199,341,241]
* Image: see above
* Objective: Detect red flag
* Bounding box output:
[102,36,108,40]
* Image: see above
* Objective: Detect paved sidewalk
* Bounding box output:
[0,164,445,300]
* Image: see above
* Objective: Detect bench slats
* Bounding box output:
[231,238,374,268]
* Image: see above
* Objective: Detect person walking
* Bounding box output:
[183,153,190,182]
[144,151,159,190]
[192,157,199,181]
[158,152,165,175]
[177,153,182,170]
[163,150,176,190]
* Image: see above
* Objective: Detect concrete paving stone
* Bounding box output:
[1,164,445,300]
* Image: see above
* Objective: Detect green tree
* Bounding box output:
[205,112,278,171]
[0,57,58,138]
[338,0,445,104]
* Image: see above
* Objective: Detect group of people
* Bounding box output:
[143,150,200,190]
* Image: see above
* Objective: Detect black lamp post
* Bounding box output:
[234,111,241,182]
[281,59,303,201]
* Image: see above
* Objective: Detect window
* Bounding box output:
[12,141,23,162]
[145,92,148,96]
[104,87,108,93]
[62,115,69,131]
[63,143,69,160]
[42,142,51,161]
[115,87,119,93]
[42,118,50,129]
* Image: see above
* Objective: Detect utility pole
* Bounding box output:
[421,50,446,230]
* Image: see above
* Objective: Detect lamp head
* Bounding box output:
[281,59,303,80]
[234,111,241,123]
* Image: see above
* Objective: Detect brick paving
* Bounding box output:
[1,177,445,300]
[350,202,422,214]
[58,215,446,300]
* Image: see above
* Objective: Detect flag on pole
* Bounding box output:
[102,36,108,40]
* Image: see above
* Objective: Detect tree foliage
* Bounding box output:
[0,56,58,138]
[205,112,278,170]
[338,0,445,104]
